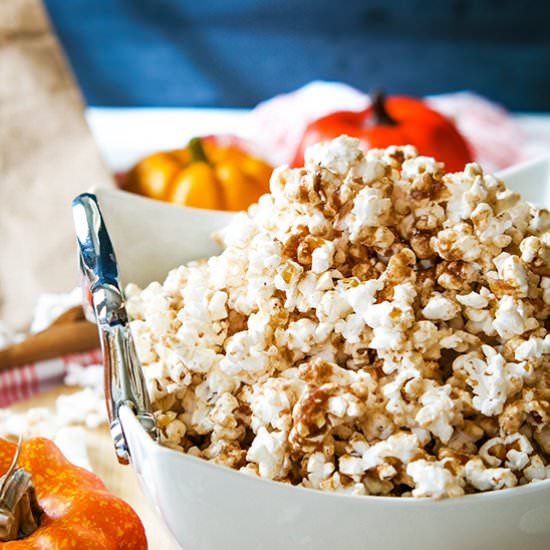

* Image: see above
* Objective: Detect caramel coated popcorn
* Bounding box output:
[127,136,550,498]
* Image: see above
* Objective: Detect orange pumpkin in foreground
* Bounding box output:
[123,136,273,211]
[0,438,147,549]
[292,92,474,172]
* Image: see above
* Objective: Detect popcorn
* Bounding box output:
[246,427,289,480]
[422,292,460,321]
[415,384,458,443]
[453,346,525,416]
[358,433,423,471]
[493,252,529,297]
[524,455,549,482]
[493,296,537,339]
[462,457,517,492]
[456,289,490,309]
[470,203,512,250]
[515,336,550,361]
[347,187,392,240]
[479,433,533,470]
[55,387,107,429]
[431,224,482,262]
[0,364,106,470]
[311,240,335,273]
[407,459,465,499]
[306,452,336,489]
[127,137,549,499]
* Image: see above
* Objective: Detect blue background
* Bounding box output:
[44,0,550,111]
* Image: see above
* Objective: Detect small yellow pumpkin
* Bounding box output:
[123,137,273,211]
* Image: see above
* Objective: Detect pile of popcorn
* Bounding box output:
[0,364,107,470]
[126,136,550,498]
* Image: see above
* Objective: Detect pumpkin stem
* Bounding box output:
[0,438,42,541]
[188,137,209,164]
[370,90,397,126]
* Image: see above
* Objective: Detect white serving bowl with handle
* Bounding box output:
[72,157,550,550]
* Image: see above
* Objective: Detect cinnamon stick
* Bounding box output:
[49,304,87,325]
[0,307,99,372]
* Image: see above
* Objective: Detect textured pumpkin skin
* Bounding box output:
[291,96,474,172]
[123,137,273,212]
[0,438,147,549]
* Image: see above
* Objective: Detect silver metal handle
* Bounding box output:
[72,193,159,464]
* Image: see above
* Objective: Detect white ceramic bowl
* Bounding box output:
[93,157,550,550]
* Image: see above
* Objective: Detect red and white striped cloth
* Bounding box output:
[0,349,102,408]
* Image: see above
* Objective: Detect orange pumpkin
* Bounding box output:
[292,91,474,172]
[123,137,273,211]
[0,437,147,549]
